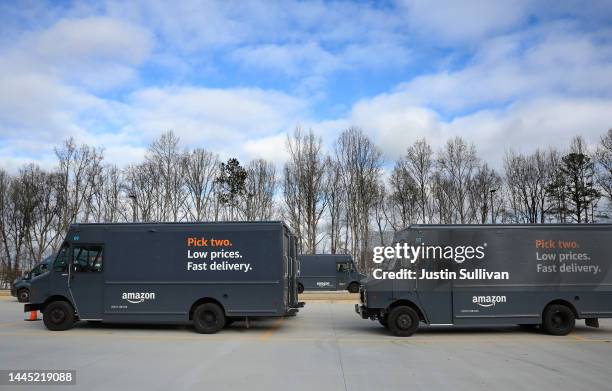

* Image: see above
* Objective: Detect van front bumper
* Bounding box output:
[24,303,42,312]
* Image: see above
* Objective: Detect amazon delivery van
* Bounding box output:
[356,224,612,337]
[25,222,304,333]
[297,254,365,293]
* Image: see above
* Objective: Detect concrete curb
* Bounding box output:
[299,292,359,302]
[0,290,10,297]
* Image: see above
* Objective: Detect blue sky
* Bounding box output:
[1,0,611,172]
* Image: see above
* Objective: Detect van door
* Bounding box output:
[336,260,350,290]
[68,244,104,320]
[413,230,454,324]
[50,243,71,296]
[282,233,290,309]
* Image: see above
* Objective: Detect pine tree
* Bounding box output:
[215,158,247,220]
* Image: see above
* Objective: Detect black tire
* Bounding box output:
[297,283,304,294]
[388,306,419,337]
[542,304,575,336]
[347,282,360,294]
[378,316,389,328]
[17,289,29,303]
[43,301,75,331]
[193,303,225,334]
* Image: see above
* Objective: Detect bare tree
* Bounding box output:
[55,138,103,235]
[323,157,344,254]
[123,162,159,222]
[372,181,389,246]
[469,163,502,223]
[88,165,126,223]
[404,138,433,223]
[385,158,419,230]
[504,149,555,223]
[146,131,186,221]
[183,148,219,221]
[20,166,63,263]
[437,137,478,223]
[241,159,276,220]
[283,128,327,253]
[335,127,383,270]
[596,129,612,204]
[430,171,453,223]
[0,168,37,282]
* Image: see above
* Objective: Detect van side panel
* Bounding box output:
[73,223,288,322]
[450,226,612,325]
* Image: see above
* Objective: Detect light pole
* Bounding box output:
[128,193,138,222]
[490,188,497,224]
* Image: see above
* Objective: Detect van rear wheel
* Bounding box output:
[43,301,75,331]
[193,303,225,334]
[347,282,359,293]
[388,306,419,337]
[542,304,575,336]
[297,283,304,294]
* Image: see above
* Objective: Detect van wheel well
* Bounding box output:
[189,298,225,320]
[42,296,74,313]
[544,299,578,318]
[388,300,426,322]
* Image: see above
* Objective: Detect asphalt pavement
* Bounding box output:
[1,294,611,391]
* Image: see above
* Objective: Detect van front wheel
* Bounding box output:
[388,306,419,337]
[17,289,29,303]
[542,304,575,336]
[297,283,304,294]
[43,301,75,331]
[193,303,225,334]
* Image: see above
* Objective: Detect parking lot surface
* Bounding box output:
[1,294,612,391]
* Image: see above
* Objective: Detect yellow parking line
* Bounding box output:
[259,317,284,341]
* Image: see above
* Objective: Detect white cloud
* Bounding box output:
[243,133,289,167]
[370,23,612,115]
[345,94,612,169]
[397,0,532,44]
[34,17,151,64]
[126,86,307,144]
[2,16,153,91]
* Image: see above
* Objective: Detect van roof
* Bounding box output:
[70,221,292,232]
[405,223,612,230]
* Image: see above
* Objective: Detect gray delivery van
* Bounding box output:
[356,224,612,337]
[26,221,304,334]
[11,256,52,302]
[298,254,365,293]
